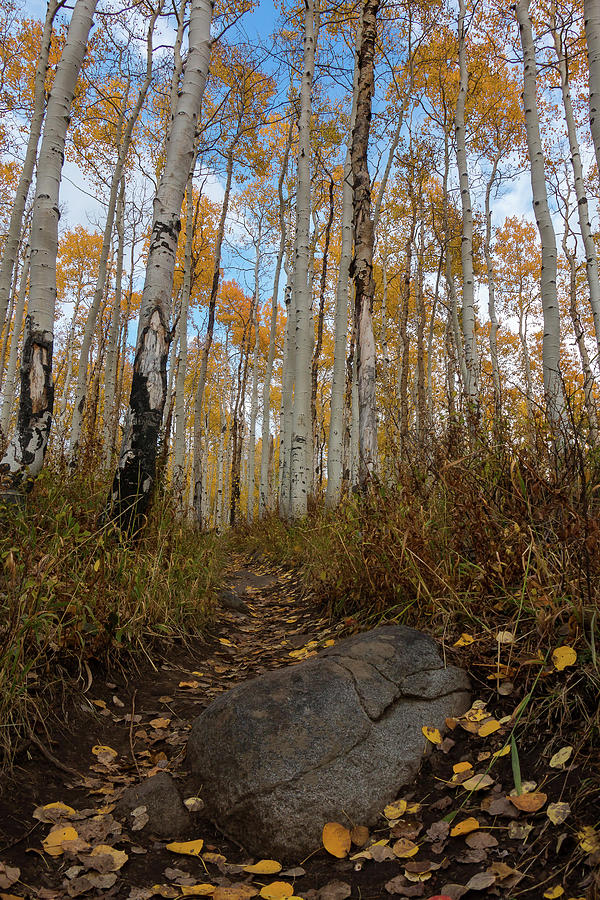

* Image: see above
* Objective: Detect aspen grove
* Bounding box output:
[1,0,600,529]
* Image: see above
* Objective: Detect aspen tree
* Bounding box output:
[106,0,213,531]
[550,3,600,358]
[0,0,98,494]
[0,249,30,439]
[351,0,379,487]
[102,179,125,468]
[288,0,318,519]
[515,0,565,429]
[246,219,262,521]
[173,175,195,490]
[584,0,600,183]
[69,6,161,463]
[259,124,292,518]
[455,0,479,408]
[0,0,59,333]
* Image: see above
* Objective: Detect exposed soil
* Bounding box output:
[0,558,598,900]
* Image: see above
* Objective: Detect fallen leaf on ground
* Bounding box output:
[33,802,76,823]
[496,631,514,644]
[322,823,351,858]
[509,792,547,812]
[452,762,472,774]
[86,845,128,872]
[466,831,497,849]
[212,887,258,900]
[460,773,494,792]
[350,826,369,846]
[180,888,217,897]
[384,800,407,819]
[552,646,577,670]
[422,727,442,745]
[165,839,204,857]
[578,826,600,853]
[0,865,20,890]
[450,818,479,837]
[478,719,500,737]
[317,882,351,900]
[453,634,474,647]
[543,888,564,899]
[547,802,571,825]
[42,826,79,857]
[91,745,117,765]
[259,883,292,900]
[549,746,573,768]
[243,861,282,875]
[393,838,419,858]
[465,873,495,891]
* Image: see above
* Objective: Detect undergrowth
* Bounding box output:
[239,435,600,745]
[0,463,226,767]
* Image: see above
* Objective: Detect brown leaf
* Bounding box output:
[465,873,496,891]
[465,832,498,850]
[350,826,369,847]
[317,882,351,900]
[509,792,547,813]
[426,821,450,843]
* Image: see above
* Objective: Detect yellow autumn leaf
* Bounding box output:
[453,633,475,647]
[493,745,511,758]
[552,646,577,671]
[543,887,565,899]
[450,817,479,837]
[219,638,233,646]
[510,792,547,812]
[259,883,293,900]
[89,845,128,871]
[392,838,419,858]
[478,719,501,737]
[453,761,473,773]
[322,822,351,858]
[243,861,282,875]
[33,802,76,821]
[422,726,442,745]
[547,802,571,825]
[149,717,171,729]
[91,745,117,760]
[383,800,407,819]
[549,746,573,768]
[166,839,205,857]
[42,826,78,857]
[178,681,200,688]
[180,887,217,896]
[578,826,600,853]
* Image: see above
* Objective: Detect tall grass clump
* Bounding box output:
[0,462,226,766]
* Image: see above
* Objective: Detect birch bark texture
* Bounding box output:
[351,0,379,487]
[0,0,98,493]
[455,0,479,408]
[289,0,318,519]
[106,0,213,531]
[515,0,565,430]
[584,0,600,186]
[0,0,59,333]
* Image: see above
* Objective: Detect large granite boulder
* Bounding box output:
[187,625,470,858]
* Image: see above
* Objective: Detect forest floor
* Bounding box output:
[0,556,598,900]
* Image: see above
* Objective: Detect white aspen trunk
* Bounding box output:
[551,8,600,358]
[216,403,225,530]
[278,273,294,518]
[70,9,160,462]
[325,15,361,508]
[0,254,21,387]
[565,245,598,443]
[106,0,213,531]
[443,127,469,395]
[381,255,389,369]
[174,175,194,490]
[102,178,125,469]
[259,129,291,518]
[0,248,30,439]
[192,129,240,519]
[0,0,58,332]
[518,309,534,430]
[0,0,98,493]
[455,0,479,407]
[584,0,600,185]
[246,224,261,521]
[516,0,565,429]
[484,152,502,420]
[289,0,317,520]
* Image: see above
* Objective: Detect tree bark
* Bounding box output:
[0,248,30,440]
[0,0,59,333]
[351,0,379,488]
[584,0,600,187]
[516,0,565,430]
[105,0,213,532]
[0,0,98,494]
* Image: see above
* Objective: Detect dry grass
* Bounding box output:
[0,462,226,766]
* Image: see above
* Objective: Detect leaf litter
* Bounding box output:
[0,561,598,900]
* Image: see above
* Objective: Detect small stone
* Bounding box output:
[115,773,190,838]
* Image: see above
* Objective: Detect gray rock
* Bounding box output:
[114,772,190,837]
[187,625,470,858]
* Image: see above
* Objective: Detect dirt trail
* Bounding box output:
[0,559,597,900]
